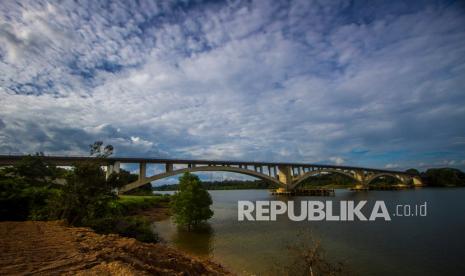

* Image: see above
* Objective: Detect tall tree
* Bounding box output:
[170,172,213,230]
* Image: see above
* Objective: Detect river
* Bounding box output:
[153,188,465,275]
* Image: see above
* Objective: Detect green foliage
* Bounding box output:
[88,216,159,243]
[423,168,465,186]
[117,195,170,214]
[370,176,400,185]
[170,172,213,230]
[0,177,31,220]
[47,161,118,225]
[0,143,164,244]
[12,153,56,185]
[25,186,62,220]
[0,155,58,221]
[110,168,154,195]
[298,173,357,188]
[406,168,420,175]
[156,179,277,191]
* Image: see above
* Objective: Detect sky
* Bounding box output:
[1,0,465,177]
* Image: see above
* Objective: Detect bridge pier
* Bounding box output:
[277,165,292,189]
[412,176,424,186]
[114,161,120,173]
[105,161,120,180]
[139,162,147,182]
[353,170,369,189]
[105,165,113,180]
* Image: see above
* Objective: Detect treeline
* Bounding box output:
[299,168,465,187]
[298,173,357,187]
[414,168,465,187]
[155,179,278,191]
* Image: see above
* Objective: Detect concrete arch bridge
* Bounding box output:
[0,155,423,193]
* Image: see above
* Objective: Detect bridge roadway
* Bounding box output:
[0,155,423,193]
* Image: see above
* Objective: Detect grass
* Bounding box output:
[85,195,171,243]
[117,194,170,214]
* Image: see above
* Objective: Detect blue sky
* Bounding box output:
[1,0,465,176]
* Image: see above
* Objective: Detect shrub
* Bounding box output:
[88,216,159,243]
[0,178,30,220]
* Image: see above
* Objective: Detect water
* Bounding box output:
[153,188,465,275]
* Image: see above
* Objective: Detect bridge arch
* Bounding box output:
[290,169,361,190]
[120,165,283,193]
[365,173,407,185]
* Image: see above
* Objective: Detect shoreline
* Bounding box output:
[0,220,230,275]
[134,206,172,222]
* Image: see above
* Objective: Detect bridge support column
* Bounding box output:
[354,170,368,188]
[398,175,407,185]
[105,165,113,180]
[412,177,423,186]
[113,161,120,174]
[277,165,292,189]
[166,163,173,172]
[139,162,147,181]
[110,162,121,194]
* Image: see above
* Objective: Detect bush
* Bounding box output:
[0,178,30,220]
[118,195,170,214]
[49,160,122,225]
[88,216,159,243]
[0,173,59,221]
[25,187,61,220]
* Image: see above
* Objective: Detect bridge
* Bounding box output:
[0,155,423,193]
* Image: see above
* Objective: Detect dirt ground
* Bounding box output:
[0,221,230,275]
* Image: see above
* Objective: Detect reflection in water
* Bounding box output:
[171,222,214,256]
[153,218,214,257]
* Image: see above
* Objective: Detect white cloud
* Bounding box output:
[329,157,345,165]
[0,0,464,172]
[385,163,400,169]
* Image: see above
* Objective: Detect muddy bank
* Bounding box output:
[0,221,230,275]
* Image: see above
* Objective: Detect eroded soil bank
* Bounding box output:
[0,221,230,275]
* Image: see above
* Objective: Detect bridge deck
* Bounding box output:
[0,155,410,175]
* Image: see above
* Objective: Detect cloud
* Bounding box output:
[385,163,400,169]
[329,157,345,165]
[1,0,465,172]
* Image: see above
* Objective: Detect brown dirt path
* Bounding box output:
[0,221,230,275]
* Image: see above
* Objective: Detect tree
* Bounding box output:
[0,154,59,221]
[49,141,123,224]
[170,172,213,230]
[90,141,114,157]
[406,168,420,176]
[423,168,465,186]
[13,153,56,186]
